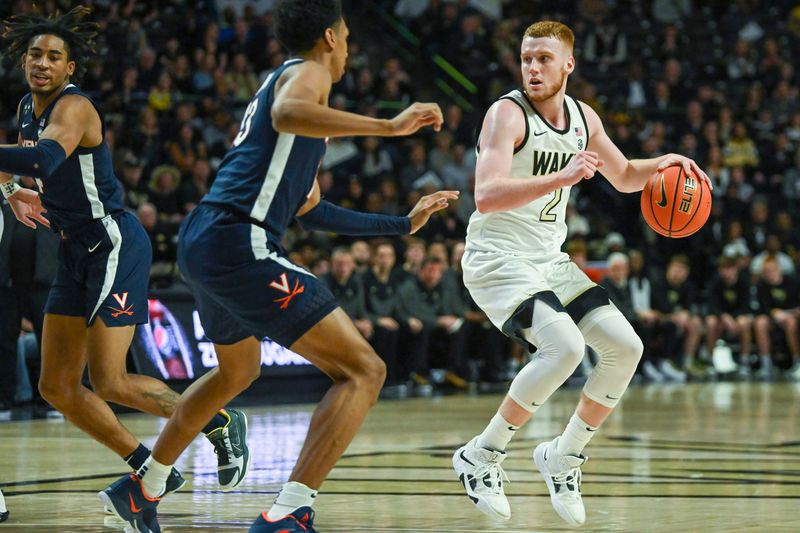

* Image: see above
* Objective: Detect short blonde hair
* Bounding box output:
[523,21,574,51]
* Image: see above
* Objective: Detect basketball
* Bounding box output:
[640,166,712,238]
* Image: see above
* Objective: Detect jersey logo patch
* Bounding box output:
[270,273,305,309]
[107,292,135,317]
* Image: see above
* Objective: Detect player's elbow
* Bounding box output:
[474,190,499,214]
[271,103,295,132]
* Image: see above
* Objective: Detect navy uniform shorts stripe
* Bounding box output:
[178,204,339,346]
[45,212,151,327]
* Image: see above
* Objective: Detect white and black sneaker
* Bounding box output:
[207,409,251,491]
[534,438,587,527]
[452,437,511,520]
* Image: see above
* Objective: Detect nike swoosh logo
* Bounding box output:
[543,448,548,461]
[129,493,142,513]
[508,426,517,431]
[532,401,541,406]
[605,394,620,400]
[585,427,598,432]
[656,174,668,208]
[533,131,547,136]
[21,122,31,128]
[88,241,102,252]
[459,450,475,466]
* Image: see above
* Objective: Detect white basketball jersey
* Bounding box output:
[465,90,590,258]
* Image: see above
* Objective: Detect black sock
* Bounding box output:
[202,411,229,435]
[124,443,151,471]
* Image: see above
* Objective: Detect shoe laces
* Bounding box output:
[472,453,509,493]
[210,428,233,464]
[552,466,582,498]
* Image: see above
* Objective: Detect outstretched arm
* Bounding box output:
[579,101,711,193]
[296,179,458,235]
[272,62,442,138]
[473,99,602,213]
[0,95,96,181]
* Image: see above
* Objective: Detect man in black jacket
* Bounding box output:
[396,255,467,390]
[360,240,402,385]
[705,255,754,372]
[754,257,800,380]
[651,254,705,379]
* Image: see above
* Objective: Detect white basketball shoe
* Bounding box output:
[452,437,511,520]
[534,437,587,527]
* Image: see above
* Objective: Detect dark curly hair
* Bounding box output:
[2,5,98,81]
[274,0,342,54]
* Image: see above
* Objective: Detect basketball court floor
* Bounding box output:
[2,382,799,532]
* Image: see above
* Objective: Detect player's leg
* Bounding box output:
[100,336,261,532]
[248,308,385,532]
[532,300,642,527]
[453,294,586,520]
[38,314,141,457]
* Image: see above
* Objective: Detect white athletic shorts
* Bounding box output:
[461,249,596,331]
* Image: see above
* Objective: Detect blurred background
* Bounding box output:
[2,0,800,413]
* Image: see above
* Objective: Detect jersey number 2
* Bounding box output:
[233,99,259,147]
[539,188,563,222]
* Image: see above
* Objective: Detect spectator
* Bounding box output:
[723,122,759,168]
[651,255,705,379]
[601,252,666,382]
[396,256,467,392]
[705,255,754,374]
[754,258,800,380]
[323,247,375,343]
[147,165,183,221]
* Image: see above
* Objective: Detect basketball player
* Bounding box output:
[101,1,455,532]
[452,21,710,526]
[0,6,249,506]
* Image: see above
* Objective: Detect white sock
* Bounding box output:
[138,455,172,498]
[0,488,6,513]
[267,481,317,520]
[476,412,519,452]
[556,414,598,457]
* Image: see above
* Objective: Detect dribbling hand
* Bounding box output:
[407,190,459,234]
[389,102,444,136]
[559,151,603,186]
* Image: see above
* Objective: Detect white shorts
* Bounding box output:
[461,249,597,332]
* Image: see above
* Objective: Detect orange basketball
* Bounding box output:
[640,166,711,238]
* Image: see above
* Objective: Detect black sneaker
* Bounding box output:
[248,506,317,533]
[98,474,161,533]
[206,408,250,491]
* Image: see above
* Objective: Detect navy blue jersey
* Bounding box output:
[18,84,125,233]
[203,59,326,244]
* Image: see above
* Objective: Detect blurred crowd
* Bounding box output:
[2,0,800,407]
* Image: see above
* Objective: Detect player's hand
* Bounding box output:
[408,317,423,334]
[407,190,459,234]
[559,151,603,186]
[7,187,50,229]
[657,154,713,190]
[389,102,444,136]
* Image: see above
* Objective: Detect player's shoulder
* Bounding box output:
[570,97,602,128]
[52,92,96,116]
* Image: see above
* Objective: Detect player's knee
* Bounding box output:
[560,333,586,370]
[618,332,644,368]
[38,376,68,406]
[345,349,386,400]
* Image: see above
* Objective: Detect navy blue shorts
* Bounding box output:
[45,212,151,327]
[177,204,338,347]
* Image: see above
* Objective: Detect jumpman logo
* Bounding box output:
[107,292,134,317]
[270,273,305,309]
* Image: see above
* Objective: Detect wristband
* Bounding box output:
[1,180,20,199]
